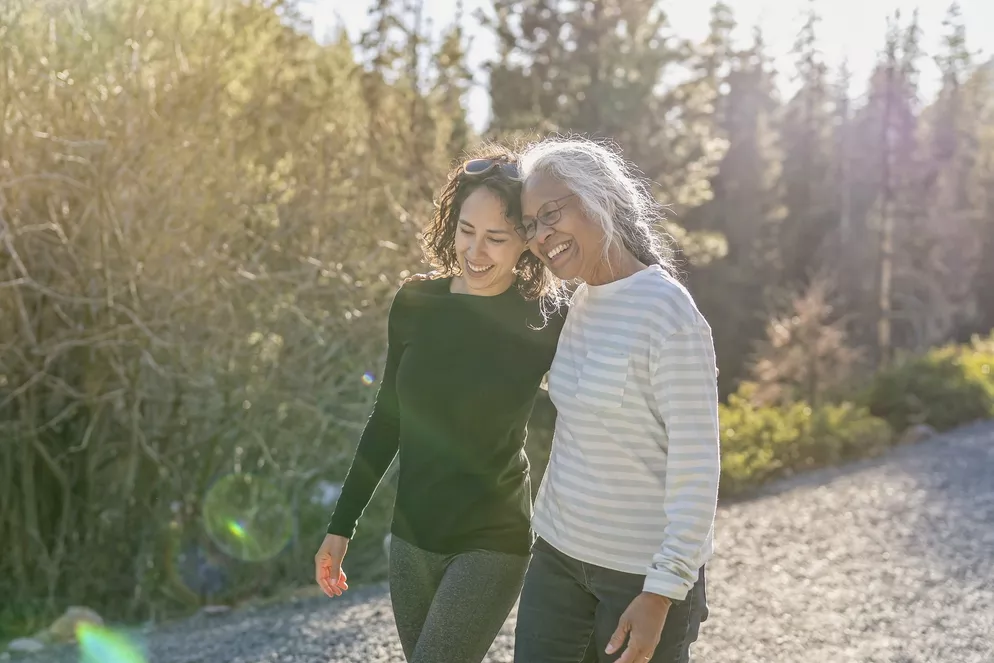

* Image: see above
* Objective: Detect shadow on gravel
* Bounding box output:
[882,422,994,575]
[720,421,994,506]
[716,420,994,580]
[737,420,994,566]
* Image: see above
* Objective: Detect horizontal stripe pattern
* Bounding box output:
[533,265,721,601]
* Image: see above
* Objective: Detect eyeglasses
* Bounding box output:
[462,158,520,179]
[515,193,577,241]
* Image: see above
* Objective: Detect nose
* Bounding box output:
[466,238,484,259]
[533,222,555,246]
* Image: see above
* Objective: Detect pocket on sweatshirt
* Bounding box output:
[575,349,630,408]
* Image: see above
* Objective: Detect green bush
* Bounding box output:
[863,337,994,433]
[719,384,894,497]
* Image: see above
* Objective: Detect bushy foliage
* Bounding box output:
[748,276,864,407]
[863,334,994,432]
[0,0,463,632]
[719,383,894,497]
[2,0,993,644]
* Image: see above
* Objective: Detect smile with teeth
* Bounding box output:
[466,261,494,274]
[546,241,572,260]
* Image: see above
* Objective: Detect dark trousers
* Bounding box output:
[514,537,708,663]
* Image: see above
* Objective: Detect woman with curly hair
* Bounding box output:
[314,144,563,663]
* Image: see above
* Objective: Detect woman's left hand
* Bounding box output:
[605,591,672,663]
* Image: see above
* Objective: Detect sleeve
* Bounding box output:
[643,320,721,601]
[326,290,405,539]
[539,302,568,366]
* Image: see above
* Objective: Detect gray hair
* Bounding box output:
[519,136,677,288]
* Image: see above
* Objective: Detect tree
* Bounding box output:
[778,3,836,288]
[686,21,786,393]
[431,3,474,158]
[969,61,994,333]
[748,277,862,407]
[846,10,924,364]
[0,0,465,628]
[907,3,989,346]
[483,0,723,211]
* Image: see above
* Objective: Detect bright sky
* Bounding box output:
[301,0,993,130]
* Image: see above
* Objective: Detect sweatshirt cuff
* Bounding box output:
[642,566,693,602]
[326,518,357,539]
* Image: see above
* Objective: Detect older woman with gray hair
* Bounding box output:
[512,137,720,663]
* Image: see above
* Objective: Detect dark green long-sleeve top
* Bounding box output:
[326,278,565,556]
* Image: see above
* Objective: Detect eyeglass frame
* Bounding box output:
[515,193,577,242]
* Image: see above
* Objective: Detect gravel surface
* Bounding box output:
[14,422,994,663]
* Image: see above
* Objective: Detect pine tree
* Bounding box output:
[833,59,853,246]
[847,10,923,363]
[432,3,474,158]
[910,2,982,345]
[484,0,722,209]
[970,61,994,333]
[779,3,835,288]
[687,22,786,392]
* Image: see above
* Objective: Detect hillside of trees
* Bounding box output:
[2,0,992,638]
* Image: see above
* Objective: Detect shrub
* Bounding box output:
[748,276,864,407]
[862,338,994,433]
[719,384,894,498]
[0,0,466,636]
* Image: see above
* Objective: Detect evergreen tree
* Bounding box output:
[847,10,923,363]
[484,0,722,209]
[910,2,982,345]
[970,61,994,333]
[687,22,786,393]
[432,2,474,158]
[778,3,835,288]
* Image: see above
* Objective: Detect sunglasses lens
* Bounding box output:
[464,159,520,178]
[464,159,493,174]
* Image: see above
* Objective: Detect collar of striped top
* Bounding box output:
[584,263,661,300]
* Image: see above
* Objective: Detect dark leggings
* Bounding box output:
[388,534,530,663]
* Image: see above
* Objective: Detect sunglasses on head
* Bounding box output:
[462,158,520,179]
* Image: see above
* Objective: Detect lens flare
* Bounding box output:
[226,520,247,539]
[202,473,293,562]
[76,623,147,663]
[361,371,375,386]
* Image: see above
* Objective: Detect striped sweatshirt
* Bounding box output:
[532,264,721,601]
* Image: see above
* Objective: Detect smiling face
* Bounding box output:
[453,186,527,296]
[521,173,606,283]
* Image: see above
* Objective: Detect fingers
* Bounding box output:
[327,558,345,597]
[315,554,348,598]
[607,620,656,663]
[315,556,336,598]
[614,641,654,663]
[605,620,629,656]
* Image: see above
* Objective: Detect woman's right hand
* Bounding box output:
[315,533,350,598]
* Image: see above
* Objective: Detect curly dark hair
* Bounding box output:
[420,143,553,300]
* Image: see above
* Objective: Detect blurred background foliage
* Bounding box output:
[1,0,993,639]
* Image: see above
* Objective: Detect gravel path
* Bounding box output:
[16,422,994,663]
